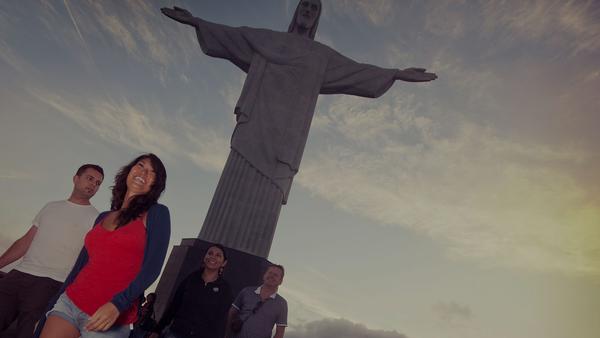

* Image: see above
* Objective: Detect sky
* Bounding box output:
[1,1,599,338]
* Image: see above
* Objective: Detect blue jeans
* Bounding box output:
[48,293,131,338]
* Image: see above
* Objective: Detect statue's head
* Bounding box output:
[288,0,322,40]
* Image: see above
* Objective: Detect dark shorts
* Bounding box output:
[0,269,61,338]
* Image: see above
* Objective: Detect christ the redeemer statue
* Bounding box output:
[162,0,437,258]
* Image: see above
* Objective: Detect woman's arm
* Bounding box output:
[111,204,171,311]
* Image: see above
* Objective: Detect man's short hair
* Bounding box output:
[267,264,285,278]
[76,164,104,178]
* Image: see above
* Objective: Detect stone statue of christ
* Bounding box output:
[162,0,437,257]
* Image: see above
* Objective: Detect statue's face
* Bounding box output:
[295,0,321,30]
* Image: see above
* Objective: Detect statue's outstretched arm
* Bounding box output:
[395,67,438,82]
[161,6,253,73]
[161,6,198,27]
[321,49,438,98]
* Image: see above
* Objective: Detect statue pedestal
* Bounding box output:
[153,238,271,319]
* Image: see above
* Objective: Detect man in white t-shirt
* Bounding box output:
[0,164,104,338]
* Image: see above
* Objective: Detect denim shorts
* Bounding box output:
[47,292,131,338]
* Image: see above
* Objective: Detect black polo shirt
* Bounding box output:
[155,269,232,338]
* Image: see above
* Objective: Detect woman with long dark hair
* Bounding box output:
[149,244,232,338]
[39,153,171,338]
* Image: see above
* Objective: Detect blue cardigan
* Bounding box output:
[34,203,171,336]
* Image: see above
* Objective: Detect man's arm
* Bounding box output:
[0,225,36,269]
[224,306,239,338]
[273,297,288,338]
[273,325,286,338]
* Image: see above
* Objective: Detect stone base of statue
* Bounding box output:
[153,238,271,319]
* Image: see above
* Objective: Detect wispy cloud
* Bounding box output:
[282,285,340,324]
[0,234,21,273]
[430,301,480,338]
[0,39,27,73]
[46,0,201,85]
[302,92,599,276]
[279,264,347,325]
[482,0,600,54]
[0,173,33,180]
[126,1,172,67]
[327,0,396,26]
[179,119,230,172]
[91,2,142,61]
[432,301,472,323]
[63,0,86,45]
[424,0,468,39]
[287,318,407,338]
[27,87,229,173]
[29,89,172,152]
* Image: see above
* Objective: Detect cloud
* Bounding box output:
[287,318,407,338]
[425,0,468,39]
[29,89,173,152]
[432,301,472,323]
[36,0,202,85]
[0,39,27,73]
[0,233,14,248]
[27,87,229,174]
[327,0,396,26]
[219,74,246,113]
[0,172,33,180]
[126,1,172,67]
[281,284,340,324]
[95,7,141,60]
[0,234,21,273]
[63,0,86,45]
[481,0,600,54]
[302,92,600,277]
[179,120,230,172]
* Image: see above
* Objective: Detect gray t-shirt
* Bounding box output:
[232,286,287,338]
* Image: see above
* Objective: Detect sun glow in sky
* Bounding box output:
[1,1,599,338]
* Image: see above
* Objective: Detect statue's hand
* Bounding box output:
[161,6,195,26]
[397,68,438,82]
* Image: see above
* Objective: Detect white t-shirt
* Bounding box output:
[16,200,99,282]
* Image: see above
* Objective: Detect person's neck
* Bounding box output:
[123,192,137,209]
[121,190,143,209]
[68,193,91,205]
[261,284,278,297]
[202,268,219,284]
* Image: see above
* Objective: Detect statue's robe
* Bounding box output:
[194,18,398,257]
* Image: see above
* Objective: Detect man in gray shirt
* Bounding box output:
[227,264,288,338]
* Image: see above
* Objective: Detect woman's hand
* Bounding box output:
[84,302,120,331]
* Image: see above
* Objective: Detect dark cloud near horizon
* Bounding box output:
[287,318,408,338]
[432,301,472,323]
